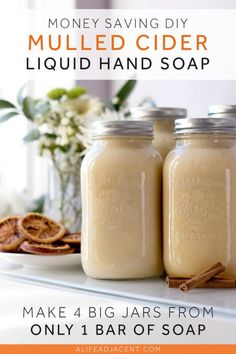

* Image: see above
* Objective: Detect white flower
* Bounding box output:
[33,90,131,169]
[111,96,120,105]
[61,96,103,117]
[61,117,70,126]
[40,136,54,148]
[66,127,75,136]
[99,108,127,121]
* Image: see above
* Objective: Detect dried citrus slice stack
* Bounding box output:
[0,213,80,255]
[18,213,66,244]
[61,232,81,245]
[1,234,26,252]
[20,241,74,255]
[0,216,20,243]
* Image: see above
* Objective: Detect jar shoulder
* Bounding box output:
[82,143,163,170]
[164,145,236,172]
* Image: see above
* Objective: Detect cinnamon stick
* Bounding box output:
[195,262,225,277]
[166,277,189,288]
[179,262,225,291]
[167,276,235,289]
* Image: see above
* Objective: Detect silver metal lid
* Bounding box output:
[92,120,153,138]
[130,107,187,120]
[208,105,236,118]
[175,118,236,134]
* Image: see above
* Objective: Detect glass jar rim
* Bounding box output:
[130,107,187,120]
[175,118,236,134]
[92,120,153,138]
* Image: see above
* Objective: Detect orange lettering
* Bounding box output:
[49,35,61,50]
[136,35,149,50]
[163,35,176,50]
[66,34,77,50]
[96,35,106,50]
[29,35,43,50]
[181,35,192,50]
[81,34,92,50]
[111,35,125,50]
[197,35,207,50]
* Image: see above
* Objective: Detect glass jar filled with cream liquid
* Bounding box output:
[131,107,187,159]
[81,121,163,279]
[164,118,236,278]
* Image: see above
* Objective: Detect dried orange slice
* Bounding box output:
[1,234,25,252]
[18,213,66,244]
[61,232,81,245]
[20,240,74,255]
[0,216,20,243]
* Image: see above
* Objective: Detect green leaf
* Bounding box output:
[22,97,36,120]
[0,99,16,109]
[0,111,18,123]
[66,86,87,99]
[35,101,50,115]
[17,84,27,106]
[44,133,57,139]
[47,88,67,100]
[56,145,70,153]
[23,128,41,142]
[112,80,137,111]
[32,195,45,213]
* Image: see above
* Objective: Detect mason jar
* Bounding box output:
[131,107,187,159]
[81,121,163,279]
[208,105,236,118]
[164,118,236,278]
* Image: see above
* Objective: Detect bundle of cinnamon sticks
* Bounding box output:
[166,262,236,291]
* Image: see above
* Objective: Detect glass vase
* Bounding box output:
[45,158,82,232]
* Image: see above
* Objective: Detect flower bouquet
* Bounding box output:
[0,80,136,230]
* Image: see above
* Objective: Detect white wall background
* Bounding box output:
[111,0,236,116]
[112,0,236,9]
[26,0,236,116]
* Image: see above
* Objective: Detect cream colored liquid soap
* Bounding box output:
[81,121,163,279]
[164,118,236,278]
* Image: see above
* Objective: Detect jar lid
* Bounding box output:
[208,105,236,117]
[175,118,236,134]
[130,107,187,120]
[92,120,153,137]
